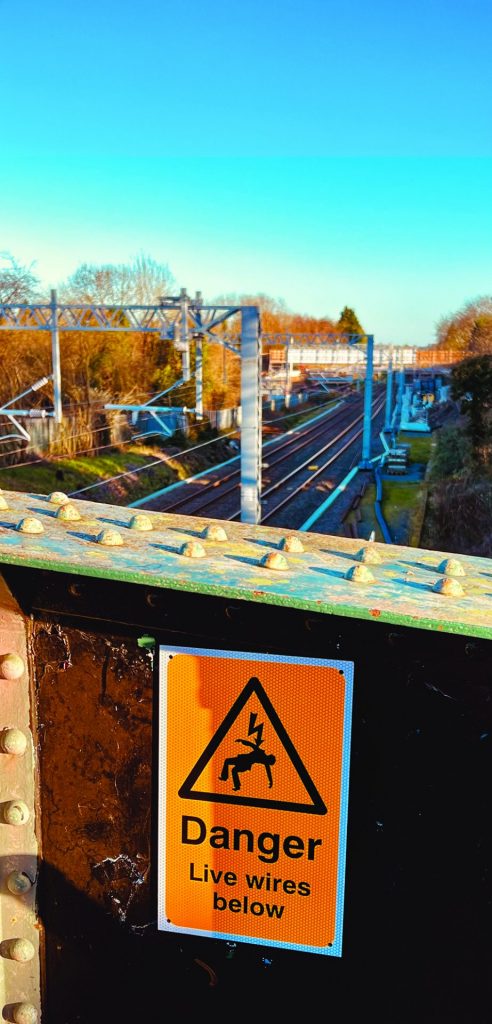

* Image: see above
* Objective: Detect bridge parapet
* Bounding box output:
[0,487,490,1021]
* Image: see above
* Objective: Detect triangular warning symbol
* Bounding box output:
[179,676,327,815]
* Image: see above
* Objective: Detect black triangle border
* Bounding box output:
[178,676,327,815]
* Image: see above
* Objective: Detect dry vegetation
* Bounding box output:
[422,400,492,556]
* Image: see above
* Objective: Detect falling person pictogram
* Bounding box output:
[219,711,276,792]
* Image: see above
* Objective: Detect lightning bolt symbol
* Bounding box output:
[247,712,264,746]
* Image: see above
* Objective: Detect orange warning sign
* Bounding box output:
[158,646,353,956]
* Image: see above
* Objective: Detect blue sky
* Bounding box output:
[2,0,492,346]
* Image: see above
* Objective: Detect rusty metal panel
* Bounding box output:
[31,622,160,1022]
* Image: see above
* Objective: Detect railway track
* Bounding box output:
[135,386,386,529]
[137,393,357,514]
[253,394,386,529]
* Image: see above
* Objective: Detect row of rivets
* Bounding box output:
[345,562,467,594]
[1,651,38,1023]
[3,489,476,596]
[14,509,304,573]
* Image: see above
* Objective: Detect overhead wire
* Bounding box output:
[0,382,216,462]
[0,431,165,472]
[68,430,239,496]
[262,394,346,425]
[0,421,113,459]
[0,390,331,471]
[0,408,226,467]
[0,375,335,498]
[65,396,337,499]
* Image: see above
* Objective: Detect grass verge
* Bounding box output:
[345,432,435,546]
[0,445,182,505]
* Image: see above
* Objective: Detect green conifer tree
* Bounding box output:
[337,306,364,337]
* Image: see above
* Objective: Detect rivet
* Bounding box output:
[180,540,206,558]
[357,545,382,564]
[12,1004,38,1024]
[17,517,43,534]
[1,728,27,755]
[96,529,123,546]
[8,938,35,962]
[260,551,289,571]
[0,495,9,510]
[345,564,375,583]
[279,535,304,552]
[203,524,228,541]
[6,870,34,895]
[432,577,465,596]
[438,557,466,577]
[129,513,153,531]
[56,503,81,521]
[48,491,69,505]
[3,800,30,826]
[0,653,25,680]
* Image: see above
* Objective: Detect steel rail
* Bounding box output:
[139,394,360,514]
[161,392,384,522]
[257,397,386,525]
[148,399,368,517]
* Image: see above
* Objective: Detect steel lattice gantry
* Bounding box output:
[0,293,377,519]
[265,332,375,467]
[0,291,262,524]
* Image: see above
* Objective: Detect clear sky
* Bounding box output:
[1,0,492,346]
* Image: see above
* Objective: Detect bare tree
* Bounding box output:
[0,253,39,303]
[468,316,492,355]
[436,296,492,352]
[59,252,176,305]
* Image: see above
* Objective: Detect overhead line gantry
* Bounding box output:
[0,289,375,522]
[0,289,262,524]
